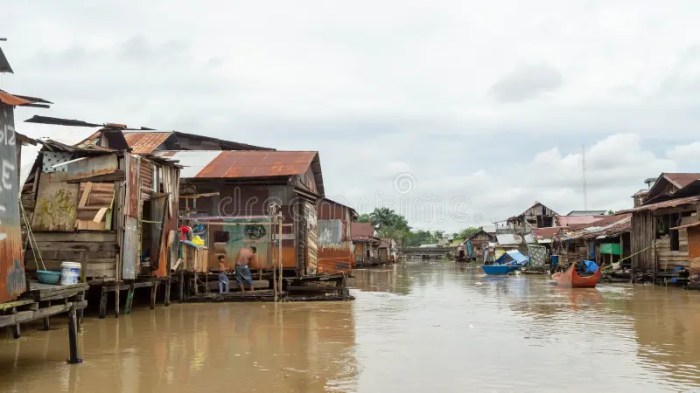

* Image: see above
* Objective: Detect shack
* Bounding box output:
[21,127,181,316]
[351,222,380,267]
[554,214,631,268]
[462,228,496,262]
[0,61,86,362]
[317,198,358,274]
[506,201,558,234]
[619,173,700,283]
[155,150,325,280]
[377,238,397,264]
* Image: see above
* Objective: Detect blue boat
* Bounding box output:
[482,250,529,275]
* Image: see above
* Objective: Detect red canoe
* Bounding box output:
[551,263,602,288]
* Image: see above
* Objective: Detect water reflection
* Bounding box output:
[0,302,357,393]
[2,260,700,392]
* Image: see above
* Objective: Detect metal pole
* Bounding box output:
[278,213,283,300]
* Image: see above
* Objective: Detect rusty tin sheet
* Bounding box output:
[0,103,26,302]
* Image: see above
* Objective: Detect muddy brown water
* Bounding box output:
[2,260,700,392]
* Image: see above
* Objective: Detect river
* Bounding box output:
[2,260,700,392]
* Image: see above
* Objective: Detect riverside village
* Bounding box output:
[3,5,700,392]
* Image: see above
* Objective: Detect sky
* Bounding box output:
[2,0,700,232]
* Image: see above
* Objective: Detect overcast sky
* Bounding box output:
[3,1,700,232]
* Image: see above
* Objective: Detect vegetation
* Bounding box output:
[357,207,482,247]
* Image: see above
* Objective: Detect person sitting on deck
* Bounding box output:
[218,255,230,294]
[235,246,257,293]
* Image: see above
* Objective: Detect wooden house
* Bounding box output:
[351,222,380,267]
[316,198,358,274]
[553,214,631,268]
[377,238,398,264]
[462,229,496,262]
[22,128,181,283]
[506,202,558,234]
[620,173,700,282]
[154,150,325,277]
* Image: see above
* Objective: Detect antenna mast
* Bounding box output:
[582,145,588,211]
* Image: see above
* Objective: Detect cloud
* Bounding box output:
[490,64,563,103]
[4,1,700,232]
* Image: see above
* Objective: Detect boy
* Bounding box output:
[218,255,230,294]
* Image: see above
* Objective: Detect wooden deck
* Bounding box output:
[0,281,88,364]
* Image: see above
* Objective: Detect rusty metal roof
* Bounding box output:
[351,222,376,240]
[0,90,31,106]
[0,91,51,107]
[619,195,700,213]
[664,173,700,189]
[123,132,172,154]
[197,150,318,179]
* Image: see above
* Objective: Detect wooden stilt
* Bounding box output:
[165,277,172,306]
[99,286,108,319]
[67,305,82,364]
[124,284,135,315]
[150,280,159,310]
[114,284,120,319]
[179,270,184,301]
[11,308,20,339]
[43,317,51,331]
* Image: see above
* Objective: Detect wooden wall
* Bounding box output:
[631,211,655,271]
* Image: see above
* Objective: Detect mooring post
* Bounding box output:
[67,304,82,364]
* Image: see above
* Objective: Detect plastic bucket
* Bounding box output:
[551,255,560,268]
[61,262,82,286]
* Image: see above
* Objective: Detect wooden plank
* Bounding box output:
[78,182,92,208]
[76,219,105,231]
[0,299,34,311]
[93,207,108,223]
[32,173,80,232]
[32,232,117,243]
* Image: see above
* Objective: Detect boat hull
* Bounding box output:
[551,264,601,288]
[482,265,515,275]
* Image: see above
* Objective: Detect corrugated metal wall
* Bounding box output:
[0,103,26,302]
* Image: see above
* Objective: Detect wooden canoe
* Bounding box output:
[551,263,602,288]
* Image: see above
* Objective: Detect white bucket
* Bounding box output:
[61,262,82,286]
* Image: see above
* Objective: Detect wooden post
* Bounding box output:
[99,286,108,319]
[67,305,82,364]
[114,284,120,319]
[165,277,172,306]
[150,280,159,310]
[124,284,135,315]
[11,308,20,339]
[179,269,184,301]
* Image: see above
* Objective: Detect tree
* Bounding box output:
[357,213,371,223]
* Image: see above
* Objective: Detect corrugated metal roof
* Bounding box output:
[619,195,700,213]
[0,90,31,106]
[664,173,700,189]
[123,132,172,154]
[556,215,606,227]
[197,151,318,179]
[496,234,523,246]
[156,150,223,178]
[351,222,375,239]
